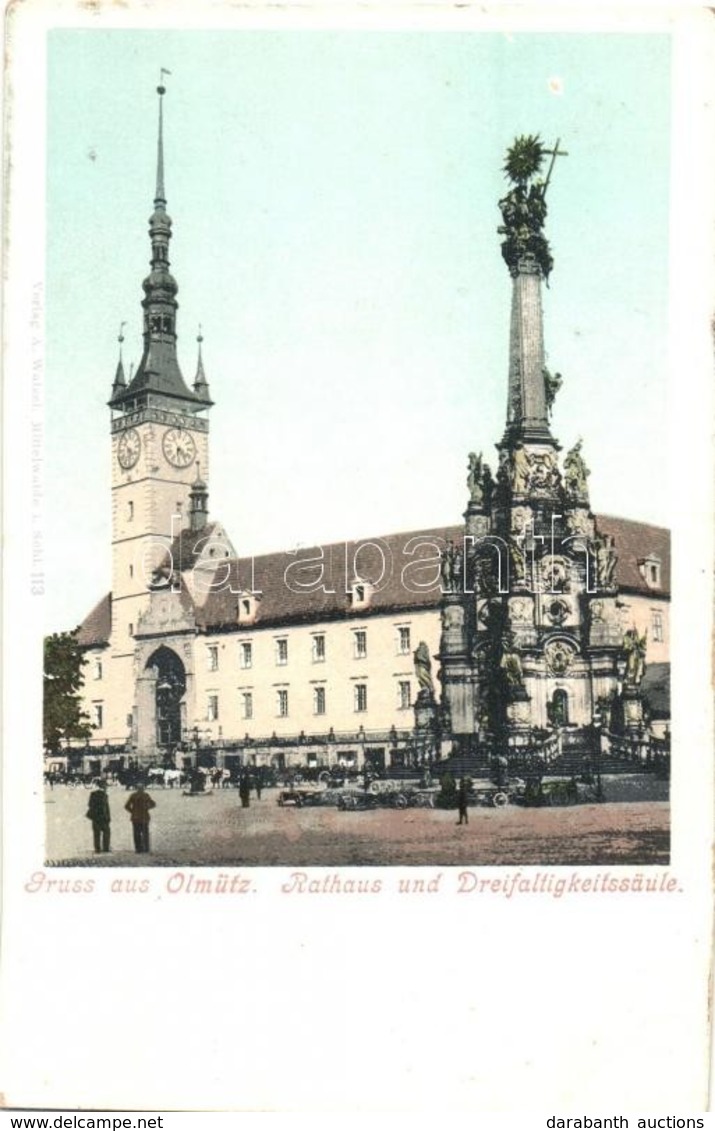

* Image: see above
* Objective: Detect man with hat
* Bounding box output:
[124,783,157,854]
[86,779,111,854]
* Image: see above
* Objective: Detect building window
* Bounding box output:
[207,646,219,672]
[91,702,103,729]
[128,623,134,637]
[353,630,367,659]
[207,695,219,722]
[93,658,103,681]
[313,686,326,716]
[127,501,134,521]
[241,692,253,720]
[397,626,411,655]
[277,689,289,718]
[239,642,253,669]
[640,554,662,589]
[312,634,326,663]
[652,610,664,643]
[275,638,288,666]
[398,681,411,710]
[354,684,368,713]
[129,564,134,579]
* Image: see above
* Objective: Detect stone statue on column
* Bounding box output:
[622,628,647,688]
[594,530,618,589]
[467,452,494,508]
[413,641,435,695]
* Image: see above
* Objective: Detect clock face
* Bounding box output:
[163,427,196,469]
[117,428,141,470]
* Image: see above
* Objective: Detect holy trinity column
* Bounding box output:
[438,136,636,760]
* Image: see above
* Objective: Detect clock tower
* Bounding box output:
[108,82,212,668]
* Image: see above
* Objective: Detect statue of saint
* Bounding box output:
[594,531,618,588]
[467,452,482,501]
[440,541,455,590]
[510,537,527,584]
[543,367,563,417]
[413,641,435,694]
[441,540,463,592]
[467,451,494,509]
[500,634,524,688]
[510,444,531,494]
[452,545,464,588]
[497,135,566,281]
[563,439,590,499]
[622,627,647,687]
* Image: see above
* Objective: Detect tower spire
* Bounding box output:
[109,74,204,412]
[111,321,127,396]
[155,70,169,207]
[189,459,209,532]
[193,324,213,404]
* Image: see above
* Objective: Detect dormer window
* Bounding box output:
[237,591,258,625]
[349,579,372,609]
[639,554,662,589]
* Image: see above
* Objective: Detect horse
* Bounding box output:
[163,768,184,789]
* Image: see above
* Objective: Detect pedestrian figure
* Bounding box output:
[189,766,205,794]
[255,777,262,801]
[456,778,469,826]
[239,775,251,809]
[86,779,111,853]
[124,783,156,854]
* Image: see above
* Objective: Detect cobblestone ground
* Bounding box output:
[45,779,669,867]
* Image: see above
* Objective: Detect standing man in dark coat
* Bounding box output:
[124,783,156,853]
[87,780,111,853]
[239,775,251,808]
[456,778,469,826]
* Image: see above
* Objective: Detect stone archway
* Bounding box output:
[147,646,187,749]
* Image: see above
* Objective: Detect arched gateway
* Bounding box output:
[147,647,186,749]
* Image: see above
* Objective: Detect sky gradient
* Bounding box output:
[44,28,671,632]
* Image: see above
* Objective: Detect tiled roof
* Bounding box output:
[197,524,459,631]
[77,514,671,643]
[77,593,112,647]
[596,515,670,596]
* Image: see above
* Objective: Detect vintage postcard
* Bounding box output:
[1,1,713,1113]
